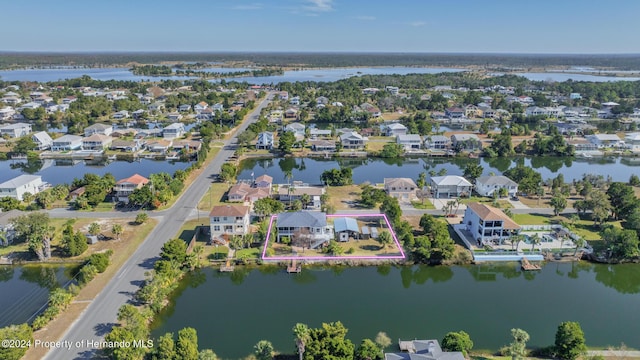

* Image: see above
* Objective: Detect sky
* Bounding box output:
[2,0,640,53]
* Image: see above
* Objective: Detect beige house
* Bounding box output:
[384,178,418,201]
[209,205,250,243]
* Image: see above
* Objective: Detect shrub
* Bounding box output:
[88,252,111,273]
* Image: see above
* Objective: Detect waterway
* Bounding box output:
[150,263,640,359]
[0,265,75,328]
[237,156,640,185]
[0,158,191,186]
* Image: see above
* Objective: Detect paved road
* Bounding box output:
[44,93,274,360]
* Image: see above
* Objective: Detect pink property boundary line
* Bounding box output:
[261,213,406,261]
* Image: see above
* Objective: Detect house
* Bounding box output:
[0,175,45,201]
[51,135,83,151]
[0,123,31,138]
[146,139,173,153]
[309,128,332,138]
[1,96,21,105]
[316,96,329,105]
[148,102,165,112]
[463,202,521,245]
[166,112,183,121]
[196,108,214,121]
[310,139,337,152]
[172,139,201,152]
[82,134,113,150]
[360,103,382,117]
[464,105,480,118]
[289,96,300,106]
[163,123,186,139]
[445,107,465,118]
[209,205,250,243]
[333,217,360,242]
[275,211,333,247]
[340,131,368,150]
[567,138,598,152]
[178,104,192,112]
[517,96,534,105]
[111,139,143,152]
[284,108,298,119]
[383,123,408,137]
[396,134,422,151]
[68,186,86,201]
[625,133,640,151]
[32,131,53,150]
[212,103,224,112]
[227,182,270,203]
[113,174,150,203]
[132,109,146,119]
[451,133,481,151]
[587,134,623,148]
[256,132,274,150]
[0,107,16,120]
[284,122,305,137]
[424,135,451,150]
[479,106,496,118]
[112,110,129,119]
[84,123,113,137]
[19,102,40,111]
[277,184,325,209]
[111,128,138,138]
[385,86,399,95]
[385,339,465,360]
[475,176,518,197]
[430,175,473,198]
[278,91,289,100]
[384,178,418,202]
[247,173,270,189]
[362,87,380,95]
[194,101,208,113]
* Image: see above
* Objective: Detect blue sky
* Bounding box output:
[2,0,639,53]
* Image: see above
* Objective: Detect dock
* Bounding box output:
[521,257,542,271]
[287,259,301,273]
[220,260,235,272]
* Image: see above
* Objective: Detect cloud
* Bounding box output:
[231,3,263,10]
[408,21,427,27]
[304,0,334,12]
[354,15,376,21]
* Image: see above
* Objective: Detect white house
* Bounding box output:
[424,135,451,150]
[396,134,422,151]
[113,174,150,203]
[463,202,521,245]
[51,135,83,151]
[385,339,465,360]
[625,133,640,152]
[430,175,473,198]
[209,205,250,243]
[340,131,368,150]
[275,211,333,248]
[0,175,45,201]
[451,133,482,151]
[163,123,186,139]
[112,110,129,119]
[383,123,408,137]
[284,122,305,137]
[0,107,16,121]
[475,176,518,198]
[32,131,53,150]
[0,123,31,138]
[587,134,623,148]
[256,132,274,150]
[194,101,208,113]
[84,123,113,137]
[82,134,113,150]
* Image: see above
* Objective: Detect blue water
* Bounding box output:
[0,67,195,82]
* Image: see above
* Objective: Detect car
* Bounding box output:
[511,196,519,201]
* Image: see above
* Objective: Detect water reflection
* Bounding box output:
[400,265,454,288]
[594,264,640,294]
[10,159,44,174]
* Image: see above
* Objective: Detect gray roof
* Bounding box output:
[426,135,450,142]
[53,134,83,143]
[340,131,365,141]
[0,122,30,130]
[277,211,327,228]
[0,175,42,189]
[476,175,517,187]
[85,123,112,130]
[32,131,53,143]
[385,340,465,360]
[430,175,472,187]
[333,217,359,233]
[397,134,422,142]
[451,133,479,141]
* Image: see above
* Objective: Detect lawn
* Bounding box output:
[326,185,362,210]
[236,247,261,259]
[511,213,618,241]
[512,213,551,225]
[175,219,210,243]
[197,182,229,211]
[411,200,435,210]
[365,138,393,152]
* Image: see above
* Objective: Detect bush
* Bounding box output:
[78,264,98,286]
[135,212,149,225]
[88,252,111,273]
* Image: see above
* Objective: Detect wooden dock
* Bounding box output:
[220,260,235,272]
[287,259,301,273]
[521,257,542,271]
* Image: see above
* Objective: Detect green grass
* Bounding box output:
[411,200,435,209]
[512,213,551,225]
[198,183,229,211]
[175,219,210,243]
[236,247,260,259]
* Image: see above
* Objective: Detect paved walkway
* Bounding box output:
[508,199,530,209]
[587,350,640,358]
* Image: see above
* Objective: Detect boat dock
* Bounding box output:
[521,257,542,271]
[287,259,301,273]
[220,260,235,272]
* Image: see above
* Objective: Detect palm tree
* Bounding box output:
[530,233,541,252]
[88,222,101,237]
[377,231,393,252]
[293,323,310,360]
[193,245,204,268]
[111,224,123,241]
[300,193,311,209]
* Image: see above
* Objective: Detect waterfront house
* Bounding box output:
[475,176,518,197]
[625,133,640,152]
[385,339,465,360]
[254,174,273,189]
[275,211,333,247]
[110,139,143,152]
[277,184,324,209]
[309,128,332,138]
[0,175,45,201]
[227,182,270,203]
[163,123,186,139]
[445,107,465,118]
[146,139,172,153]
[82,134,113,150]
[310,139,337,152]
[451,133,482,151]
[430,175,473,198]
[396,134,422,151]
[84,123,113,137]
[196,108,214,121]
[172,139,201,152]
[31,131,53,150]
[360,103,382,117]
[51,135,83,151]
[284,122,305,137]
[587,134,623,148]
[384,178,418,202]
[333,217,360,242]
[209,205,250,243]
[424,135,451,150]
[256,132,274,150]
[463,202,521,245]
[113,174,149,203]
[566,138,598,152]
[339,131,368,150]
[383,123,408,137]
[0,123,31,138]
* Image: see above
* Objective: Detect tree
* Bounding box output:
[10,212,53,261]
[504,165,542,195]
[380,196,401,226]
[550,192,567,216]
[441,331,474,356]
[377,231,393,251]
[463,163,484,183]
[160,238,188,265]
[220,163,237,184]
[135,212,149,225]
[374,332,392,350]
[198,349,218,360]
[529,233,541,252]
[508,328,530,360]
[379,143,403,158]
[112,224,124,241]
[325,240,345,255]
[304,321,355,360]
[555,321,587,360]
[355,339,382,360]
[254,340,274,360]
[88,222,101,236]
[12,136,37,155]
[606,182,638,220]
[629,174,640,187]
[129,185,154,208]
[176,327,199,360]
[293,323,311,360]
[278,131,296,153]
[253,197,285,219]
[0,324,33,360]
[152,332,177,360]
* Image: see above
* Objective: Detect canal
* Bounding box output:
[151,263,640,359]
